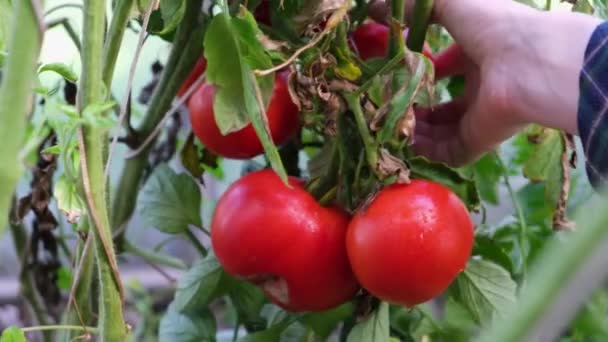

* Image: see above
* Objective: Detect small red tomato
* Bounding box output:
[254,0,271,26]
[187,71,299,159]
[351,22,435,62]
[211,170,360,312]
[177,58,207,98]
[346,180,474,307]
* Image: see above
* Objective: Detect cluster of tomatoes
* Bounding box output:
[180,17,474,312]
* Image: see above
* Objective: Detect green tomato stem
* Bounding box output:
[343,93,379,175]
[80,0,128,340]
[111,0,205,235]
[406,0,434,53]
[102,0,135,88]
[388,0,406,57]
[22,325,99,334]
[0,0,45,235]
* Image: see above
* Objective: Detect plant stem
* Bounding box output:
[122,239,188,269]
[8,200,53,342]
[185,229,208,257]
[61,233,95,342]
[405,0,434,52]
[80,0,128,340]
[495,152,528,281]
[343,93,379,172]
[0,0,45,234]
[22,325,98,334]
[111,0,205,234]
[388,0,406,57]
[477,196,608,342]
[102,0,135,88]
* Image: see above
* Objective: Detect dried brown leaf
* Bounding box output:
[378,148,411,183]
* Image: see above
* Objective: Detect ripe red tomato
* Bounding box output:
[177,58,207,98]
[254,0,271,26]
[211,170,360,312]
[351,22,435,62]
[187,71,300,159]
[346,180,474,307]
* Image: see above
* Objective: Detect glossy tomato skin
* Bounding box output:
[347,180,473,307]
[178,58,207,98]
[188,71,299,159]
[351,22,435,62]
[211,170,360,312]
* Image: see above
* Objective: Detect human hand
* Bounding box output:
[369,0,601,166]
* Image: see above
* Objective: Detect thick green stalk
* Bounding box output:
[60,235,95,342]
[103,0,135,88]
[388,0,405,57]
[80,1,127,341]
[477,195,608,342]
[405,0,434,52]
[0,1,44,233]
[111,0,205,232]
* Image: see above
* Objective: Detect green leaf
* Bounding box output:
[301,303,355,339]
[522,126,565,210]
[157,0,186,35]
[0,327,25,342]
[471,153,503,205]
[54,175,86,224]
[204,8,287,182]
[409,156,481,211]
[229,280,267,329]
[239,327,283,342]
[138,164,202,234]
[38,63,78,82]
[159,304,217,342]
[473,236,515,275]
[173,253,227,313]
[347,302,390,342]
[451,260,517,325]
[573,0,594,13]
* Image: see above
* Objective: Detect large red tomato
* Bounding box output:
[346,180,474,307]
[177,58,207,98]
[187,71,300,159]
[351,21,435,62]
[211,170,360,312]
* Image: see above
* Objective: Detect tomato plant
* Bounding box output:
[0,0,607,342]
[347,180,474,307]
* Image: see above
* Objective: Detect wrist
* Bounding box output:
[513,11,601,134]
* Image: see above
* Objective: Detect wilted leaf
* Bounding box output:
[347,302,390,342]
[451,260,517,325]
[174,253,227,313]
[138,164,202,234]
[159,304,217,342]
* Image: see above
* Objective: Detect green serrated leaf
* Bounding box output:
[38,63,78,82]
[54,175,86,223]
[409,156,481,211]
[159,304,217,342]
[173,253,227,313]
[347,302,390,342]
[0,327,25,342]
[451,260,517,326]
[302,302,354,339]
[138,164,202,234]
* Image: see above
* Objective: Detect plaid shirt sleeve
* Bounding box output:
[578,22,608,190]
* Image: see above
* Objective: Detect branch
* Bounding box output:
[405,0,434,52]
[111,0,206,235]
[0,0,45,236]
[102,0,135,88]
[79,0,128,340]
